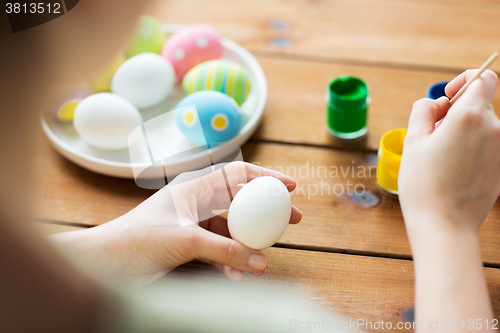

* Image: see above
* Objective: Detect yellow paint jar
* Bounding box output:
[377,128,407,195]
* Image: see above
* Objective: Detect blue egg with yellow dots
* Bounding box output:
[175,90,242,147]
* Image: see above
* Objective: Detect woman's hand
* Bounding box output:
[399,69,500,237]
[51,162,302,288]
[398,69,499,333]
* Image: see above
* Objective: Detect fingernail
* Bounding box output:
[249,254,267,270]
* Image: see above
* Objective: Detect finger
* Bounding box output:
[222,162,297,191]
[406,97,450,142]
[210,261,244,281]
[221,265,245,282]
[190,229,268,273]
[243,162,297,191]
[445,69,472,99]
[447,70,498,118]
[199,259,246,281]
[445,69,498,103]
[289,205,303,224]
[179,162,298,217]
[250,270,265,277]
[193,162,297,204]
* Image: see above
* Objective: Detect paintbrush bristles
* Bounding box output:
[449,52,499,106]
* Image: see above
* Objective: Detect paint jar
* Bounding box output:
[377,128,407,195]
[426,81,449,100]
[326,76,369,142]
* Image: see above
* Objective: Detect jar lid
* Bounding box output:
[327,76,369,110]
[426,81,449,100]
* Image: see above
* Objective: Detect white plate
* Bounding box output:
[41,24,267,179]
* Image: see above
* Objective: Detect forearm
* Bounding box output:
[407,220,494,332]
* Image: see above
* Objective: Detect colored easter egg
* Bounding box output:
[182,60,251,106]
[49,83,91,122]
[124,15,166,58]
[111,53,175,109]
[161,25,223,79]
[74,93,143,150]
[175,91,241,146]
[88,53,126,93]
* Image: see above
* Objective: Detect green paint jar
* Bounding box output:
[326,76,369,142]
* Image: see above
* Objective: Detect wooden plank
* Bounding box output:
[255,57,500,151]
[380,0,500,13]
[33,137,500,266]
[249,248,500,331]
[148,0,500,72]
[37,223,500,333]
[243,142,500,266]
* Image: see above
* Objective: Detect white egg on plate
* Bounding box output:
[74,93,142,150]
[111,53,175,109]
[228,176,292,250]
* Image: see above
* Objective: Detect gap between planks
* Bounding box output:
[249,138,380,154]
[252,51,500,77]
[37,220,500,270]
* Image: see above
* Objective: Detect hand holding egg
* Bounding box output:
[163,162,302,278]
[81,162,302,284]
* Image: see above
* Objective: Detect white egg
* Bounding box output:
[111,53,175,109]
[74,93,142,150]
[228,176,292,250]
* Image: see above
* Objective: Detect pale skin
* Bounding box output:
[52,162,303,287]
[399,69,500,332]
[1,0,500,331]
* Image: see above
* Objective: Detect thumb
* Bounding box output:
[190,229,268,273]
[405,97,450,143]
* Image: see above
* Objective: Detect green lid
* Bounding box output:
[328,76,368,110]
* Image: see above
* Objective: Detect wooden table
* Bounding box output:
[35,0,500,331]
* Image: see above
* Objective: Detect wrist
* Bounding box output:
[403,209,479,250]
[403,199,476,232]
[51,225,122,282]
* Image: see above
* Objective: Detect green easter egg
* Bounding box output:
[124,15,166,58]
[182,60,251,105]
